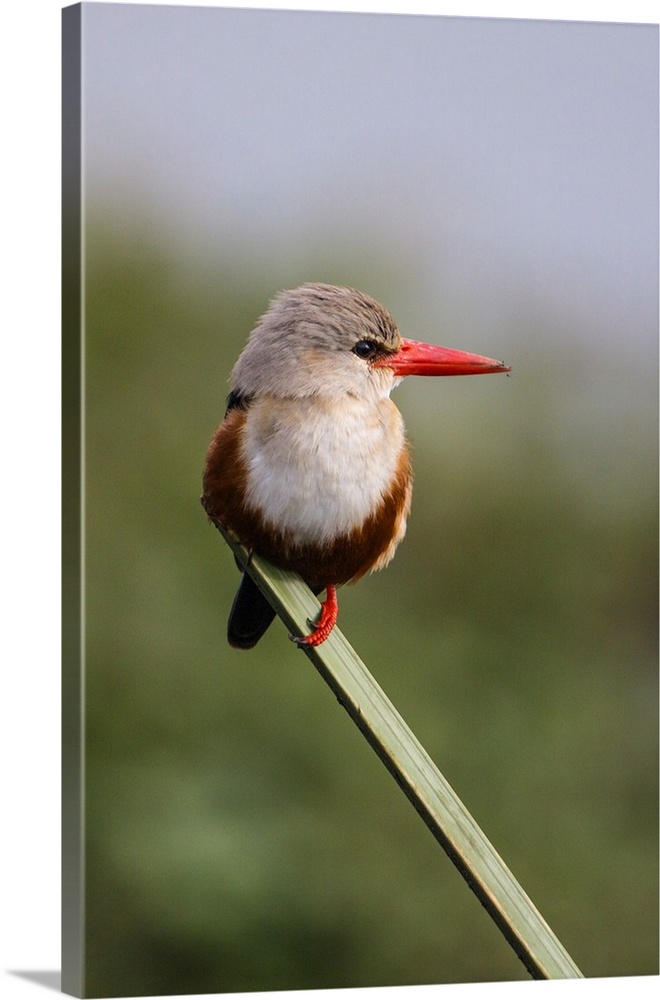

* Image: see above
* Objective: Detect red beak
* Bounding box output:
[374,338,511,377]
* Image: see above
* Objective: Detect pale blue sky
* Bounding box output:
[81,4,658,361]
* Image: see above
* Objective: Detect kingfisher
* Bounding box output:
[201,283,510,649]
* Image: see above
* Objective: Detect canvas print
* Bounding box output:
[62,3,658,997]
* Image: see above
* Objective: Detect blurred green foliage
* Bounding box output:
[76,218,657,996]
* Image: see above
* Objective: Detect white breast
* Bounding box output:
[241,395,406,545]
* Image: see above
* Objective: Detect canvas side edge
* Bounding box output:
[62,5,84,997]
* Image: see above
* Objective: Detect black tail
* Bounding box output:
[227,570,277,649]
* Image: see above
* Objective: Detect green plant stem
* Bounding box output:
[216,525,584,981]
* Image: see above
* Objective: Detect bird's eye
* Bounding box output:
[352,339,380,360]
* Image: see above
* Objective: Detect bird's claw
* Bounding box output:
[289,619,326,648]
[287,618,318,647]
[289,632,312,648]
[289,627,332,649]
[289,586,339,648]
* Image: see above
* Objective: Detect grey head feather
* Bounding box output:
[230,283,401,400]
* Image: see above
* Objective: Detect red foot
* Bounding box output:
[291,586,338,648]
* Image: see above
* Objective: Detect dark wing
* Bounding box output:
[225,389,252,415]
[227,569,277,649]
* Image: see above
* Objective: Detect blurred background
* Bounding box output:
[74,4,657,995]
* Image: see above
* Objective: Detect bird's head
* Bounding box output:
[230,283,510,402]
